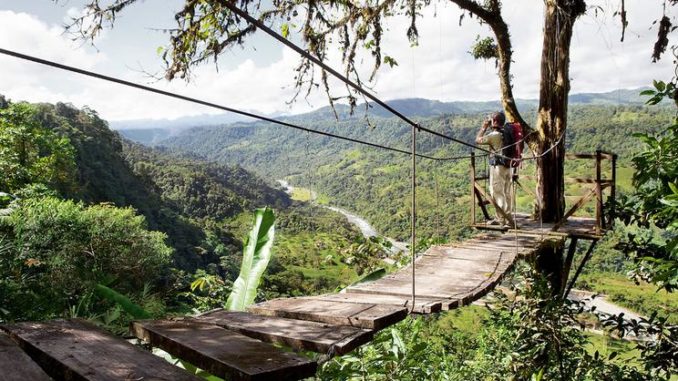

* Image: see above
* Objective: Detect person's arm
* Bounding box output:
[475,119,490,144]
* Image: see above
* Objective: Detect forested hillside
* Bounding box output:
[1,99,374,325]
[19,102,291,270]
[158,103,673,241]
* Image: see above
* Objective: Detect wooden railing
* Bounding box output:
[470,150,617,236]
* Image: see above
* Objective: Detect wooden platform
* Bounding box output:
[1,319,202,381]
[344,233,545,309]
[131,319,317,381]
[2,232,561,381]
[0,332,51,381]
[194,310,374,355]
[247,297,408,329]
[473,213,601,239]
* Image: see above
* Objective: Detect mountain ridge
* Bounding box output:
[117,87,652,145]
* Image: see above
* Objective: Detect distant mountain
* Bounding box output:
[568,88,651,105]
[110,112,256,130]
[116,88,650,145]
[112,110,286,145]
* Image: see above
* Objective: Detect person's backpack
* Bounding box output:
[500,122,524,168]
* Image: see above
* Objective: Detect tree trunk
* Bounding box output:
[534,1,583,223]
[533,1,585,293]
[449,0,585,292]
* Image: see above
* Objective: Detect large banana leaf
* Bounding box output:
[94,284,151,319]
[225,207,275,311]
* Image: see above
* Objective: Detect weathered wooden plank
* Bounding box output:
[566,152,614,160]
[376,267,496,281]
[310,293,442,314]
[131,320,316,381]
[248,298,407,330]
[357,271,495,285]
[346,285,471,300]
[415,255,508,268]
[352,271,499,287]
[1,319,200,381]
[417,249,500,261]
[343,238,521,309]
[456,239,540,248]
[454,237,541,246]
[0,332,51,381]
[195,310,372,355]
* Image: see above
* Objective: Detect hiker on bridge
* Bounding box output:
[475,111,513,225]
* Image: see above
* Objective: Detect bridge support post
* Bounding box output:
[560,237,578,298]
[535,238,565,295]
[470,152,476,226]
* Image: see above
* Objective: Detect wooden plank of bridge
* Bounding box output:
[309,293,445,314]
[343,234,549,310]
[248,297,408,330]
[131,319,316,381]
[195,310,372,355]
[1,319,200,381]
[0,331,51,381]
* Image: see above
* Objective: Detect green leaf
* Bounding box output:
[94,284,151,319]
[640,89,657,96]
[653,80,666,92]
[190,278,206,292]
[281,23,290,39]
[531,368,544,381]
[390,328,406,354]
[384,56,398,68]
[226,207,275,311]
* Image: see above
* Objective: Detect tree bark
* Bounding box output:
[534,1,585,223]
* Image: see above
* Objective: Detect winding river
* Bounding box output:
[277,180,408,255]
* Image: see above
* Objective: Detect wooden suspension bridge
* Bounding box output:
[0,152,616,381]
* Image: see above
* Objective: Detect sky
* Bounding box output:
[0,0,674,122]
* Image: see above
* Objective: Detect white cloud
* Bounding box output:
[0,3,674,122]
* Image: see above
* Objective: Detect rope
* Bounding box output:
[305,132,313,201]
[411,32,418,310]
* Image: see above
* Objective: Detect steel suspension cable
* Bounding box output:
[0,47,566,165]
[226,4,570,165]
[411,125,416,311]
[0,47,477,162]
[223,3,496,157]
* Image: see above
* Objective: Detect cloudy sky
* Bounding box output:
[0,0,674,122]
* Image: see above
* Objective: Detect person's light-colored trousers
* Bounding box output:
[489,165,513,221]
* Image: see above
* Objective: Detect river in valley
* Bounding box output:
[277,180,408,255]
